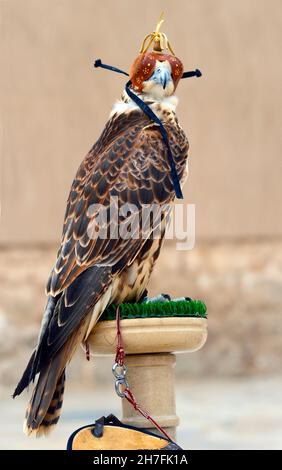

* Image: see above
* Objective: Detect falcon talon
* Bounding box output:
[161,293,172,301]
[173,296,192,302]
[142,294,171,303]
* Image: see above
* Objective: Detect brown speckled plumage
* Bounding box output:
[14,94,189,436]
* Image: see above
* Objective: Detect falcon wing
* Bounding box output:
[14,108,188,396]
[47,110,186,297]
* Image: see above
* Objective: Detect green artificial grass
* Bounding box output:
[100,299,207,322]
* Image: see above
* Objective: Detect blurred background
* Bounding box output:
[0,0,281,449]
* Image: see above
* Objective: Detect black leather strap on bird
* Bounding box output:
[124,81,183,199]
[94,59,129,77]
[114,306,173,443]
[94,59,202,199]
[94,59,202,80]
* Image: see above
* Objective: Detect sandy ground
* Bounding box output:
[1,375,281,450]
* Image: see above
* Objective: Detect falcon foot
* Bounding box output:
[173,297,192,302]
[141,294,192,304]
[141,293,171,303]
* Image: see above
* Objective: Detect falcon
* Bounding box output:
[13,20,192,436]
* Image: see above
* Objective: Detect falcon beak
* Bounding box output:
[160,68,171,89]
[150,62,172,90]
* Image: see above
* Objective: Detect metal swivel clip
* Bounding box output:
[112,362,129,398]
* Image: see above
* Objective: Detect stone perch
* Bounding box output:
[88,307,208,440]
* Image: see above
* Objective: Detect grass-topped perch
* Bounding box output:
[100,299,207,322]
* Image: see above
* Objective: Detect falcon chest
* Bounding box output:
[113,236,163,303]
[112,105,188,304]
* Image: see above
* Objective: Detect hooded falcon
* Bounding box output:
[13,18,196,436]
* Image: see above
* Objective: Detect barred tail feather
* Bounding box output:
[24,371,66,437]
[38,370,65,436]
[22,314,90,437]
[23,351,67,437]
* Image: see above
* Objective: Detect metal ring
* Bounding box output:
[115,378,129,398]
[112,363,127,380]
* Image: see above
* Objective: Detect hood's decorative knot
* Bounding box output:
[139,12,175,55]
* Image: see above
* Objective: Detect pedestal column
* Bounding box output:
[121,353,178,439]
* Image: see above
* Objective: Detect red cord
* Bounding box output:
[123,388,172,441]
[115,306,173,442]
[115,306,124,366]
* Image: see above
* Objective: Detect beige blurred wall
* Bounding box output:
[0,0,282,244]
